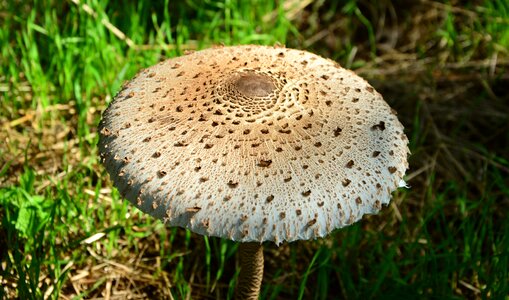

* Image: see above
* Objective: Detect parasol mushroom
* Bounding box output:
[98,45,409,299]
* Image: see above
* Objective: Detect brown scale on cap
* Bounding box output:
[98,45,409,244]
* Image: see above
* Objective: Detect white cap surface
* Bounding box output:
[98,45,409,244]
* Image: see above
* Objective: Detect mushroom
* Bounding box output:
[98,45,409,299]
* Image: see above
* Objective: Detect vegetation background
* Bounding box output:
[1,0,508,299]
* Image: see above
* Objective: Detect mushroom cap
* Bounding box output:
[98,45,409,244]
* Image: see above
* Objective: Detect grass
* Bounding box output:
[1,0,508,299]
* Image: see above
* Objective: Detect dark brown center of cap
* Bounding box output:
[234,73,276,98]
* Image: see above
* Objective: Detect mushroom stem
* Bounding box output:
[235,242,264,300]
